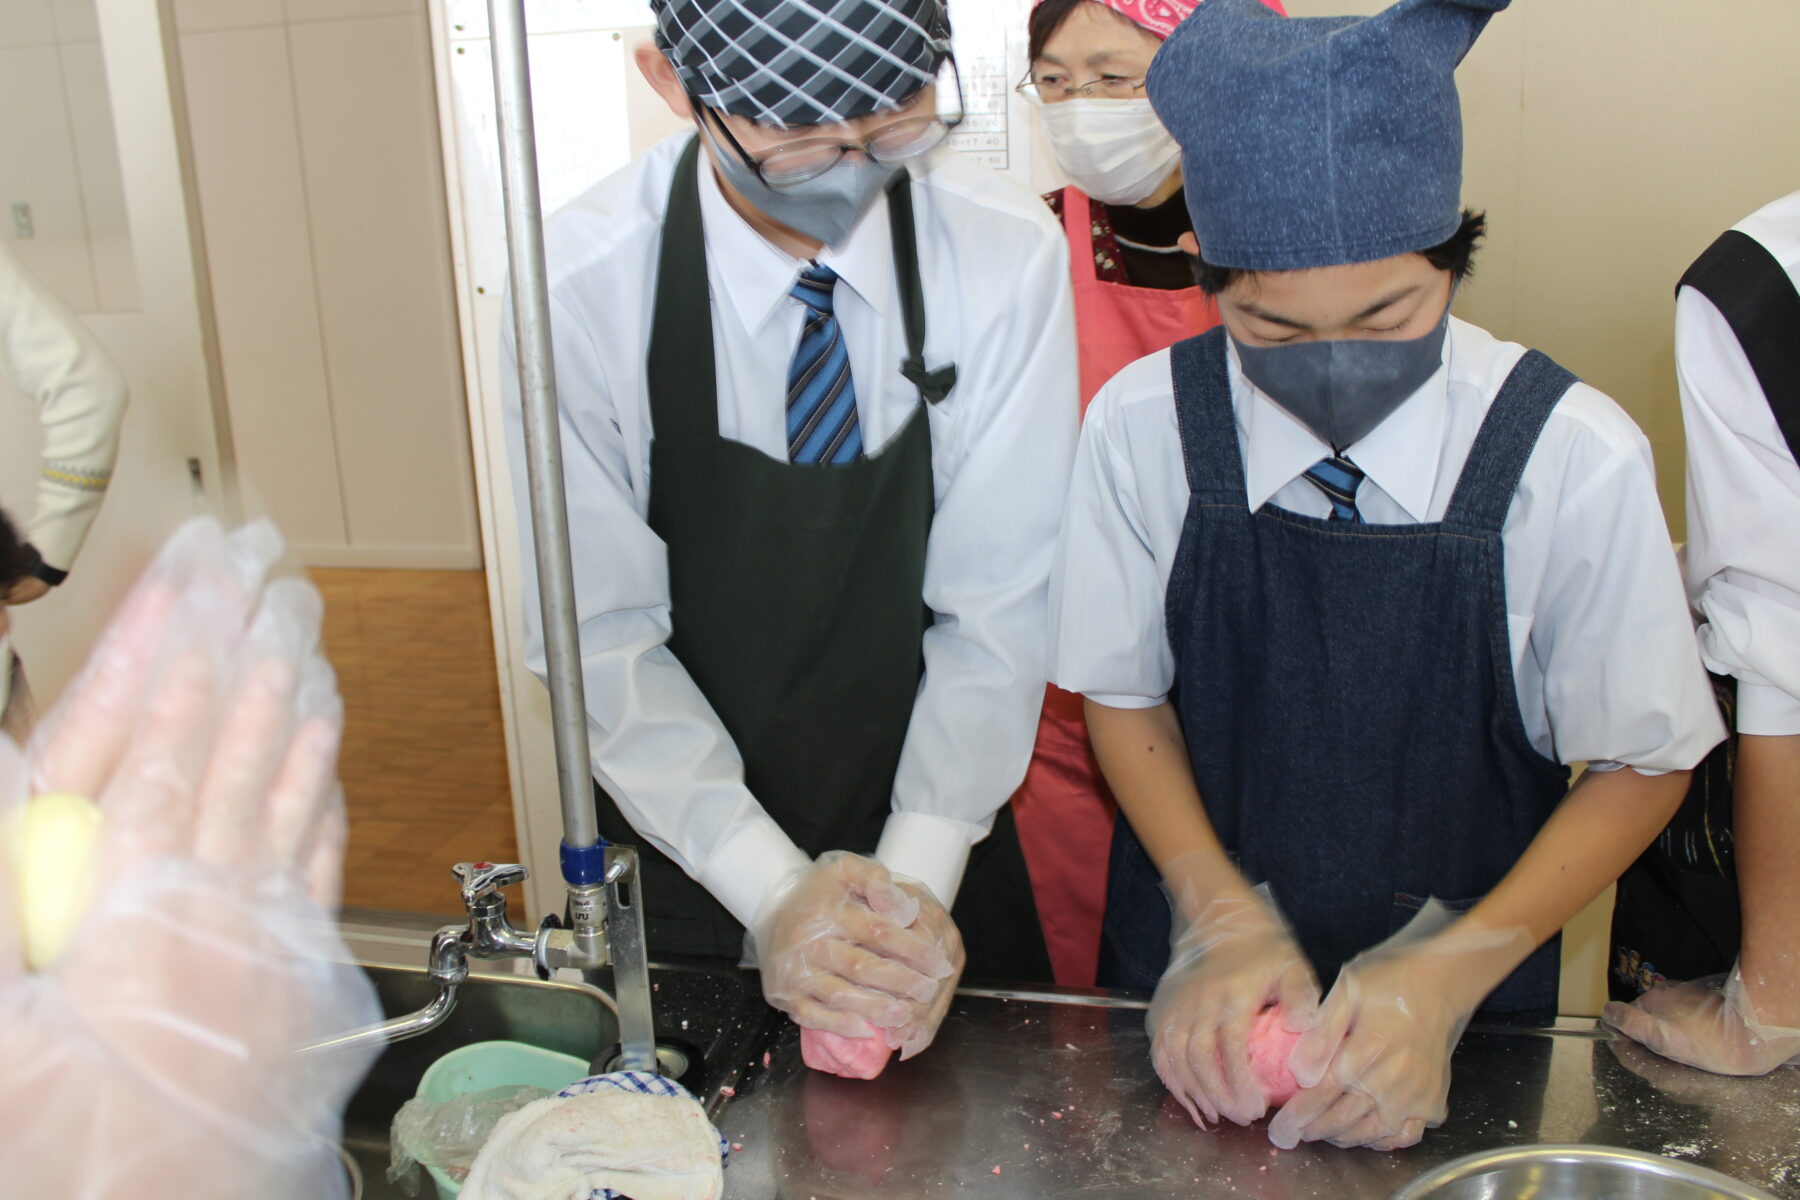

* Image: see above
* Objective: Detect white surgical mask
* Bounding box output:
[1035,97,1181,207]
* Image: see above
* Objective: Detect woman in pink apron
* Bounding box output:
[1015,0,1281,986]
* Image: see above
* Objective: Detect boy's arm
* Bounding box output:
[1736,734,1800,1025]
[1446,765,1689,1006]
[1270,766,1689,1152]
[1084,699,1253,921]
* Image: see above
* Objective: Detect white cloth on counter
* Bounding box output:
[500,133,1078,923]
[460,1072,726,1200]
[1678,190,1800,736]
[1049,316,1725,775]
[0,237,128,573]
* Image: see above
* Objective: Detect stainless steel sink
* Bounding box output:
[337,949,780,1199]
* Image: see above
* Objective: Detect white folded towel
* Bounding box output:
[459,1072,726,1200]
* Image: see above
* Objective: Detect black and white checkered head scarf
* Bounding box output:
[653,0,951,129]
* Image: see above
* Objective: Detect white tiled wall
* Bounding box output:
[177,0,479,566]
[0,0,136,317]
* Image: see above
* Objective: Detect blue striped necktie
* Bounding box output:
[786,263,863,465]
[1303,455,1366,522]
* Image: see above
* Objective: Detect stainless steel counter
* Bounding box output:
[712,991,1800,1199]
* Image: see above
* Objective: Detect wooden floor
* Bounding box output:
[313,568,518,916]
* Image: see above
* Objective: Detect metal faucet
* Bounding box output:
[301,852,658,1069]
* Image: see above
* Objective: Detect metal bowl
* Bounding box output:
[1390,1144,1779,1200]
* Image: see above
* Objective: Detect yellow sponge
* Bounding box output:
[9,792,102,971]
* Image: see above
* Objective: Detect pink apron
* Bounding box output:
[1012,188,1219,986]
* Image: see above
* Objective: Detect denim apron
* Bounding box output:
[1101,326,1573,1020]
[595,138,1050,982]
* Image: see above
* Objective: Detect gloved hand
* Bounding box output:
[878,876,964,1059]
[0,518,380,1199]
[1603,964,1800,1076]
[1268,901,1529,1151]
[753,851,956,1043]
[1148,874,1320,1128]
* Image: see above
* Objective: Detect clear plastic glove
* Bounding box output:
[1148,878,1320,1128]
[0,517,380,1200]
[1603,963,1800,1076]
[1269,901,1529,1151]
[877,876,965,1059]
[753,851,956,1042]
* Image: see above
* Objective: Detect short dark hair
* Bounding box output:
[0,509,34,595]
[1027,0,1089,64]
[1192,208,1489,296]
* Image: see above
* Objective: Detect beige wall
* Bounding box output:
[1283,0,1800,540]
[174,0,480,568]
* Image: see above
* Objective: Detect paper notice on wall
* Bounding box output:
[945,0,1039,187]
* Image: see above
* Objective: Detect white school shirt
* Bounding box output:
[1678,191,1800,736]
[1050,317,1725,775]
[502,135,1078,927]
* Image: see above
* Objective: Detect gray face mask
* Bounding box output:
[702,125,901,248]
[1230,300,1453,452]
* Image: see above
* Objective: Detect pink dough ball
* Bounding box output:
[1247,1008,1303,1106]
[800,1026,894,1080]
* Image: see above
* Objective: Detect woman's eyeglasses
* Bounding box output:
[1015,71,1148,104]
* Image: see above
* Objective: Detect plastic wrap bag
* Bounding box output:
[388,1085,552,1193]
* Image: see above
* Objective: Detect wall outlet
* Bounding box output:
[11,203,33,239]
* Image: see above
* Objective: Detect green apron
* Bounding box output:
[595,137,1050,983]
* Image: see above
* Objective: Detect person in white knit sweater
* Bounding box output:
[0,238,129,737]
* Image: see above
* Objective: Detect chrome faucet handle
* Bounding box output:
[453,861,529,907]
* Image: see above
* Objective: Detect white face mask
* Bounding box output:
[1035,97,1181,207]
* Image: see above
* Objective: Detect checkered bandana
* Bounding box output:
[653,0,950,129]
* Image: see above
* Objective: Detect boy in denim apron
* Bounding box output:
[1049,0,1725,1150]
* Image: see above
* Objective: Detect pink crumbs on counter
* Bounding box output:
[992,1166,1002,1175]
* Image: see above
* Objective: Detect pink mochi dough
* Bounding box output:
[800,1026,894,1080]
[1248,1008,1303,1106]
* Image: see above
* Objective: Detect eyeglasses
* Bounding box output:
[702,56,967,189]
[1015,70,1148,104]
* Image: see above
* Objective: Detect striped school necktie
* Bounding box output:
[786,263,863,465]
[1303,455,1366,522]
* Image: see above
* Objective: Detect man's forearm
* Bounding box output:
[1450,766,1689,1005]
[1734,733,1800,1024]
[1083,698,1255,925]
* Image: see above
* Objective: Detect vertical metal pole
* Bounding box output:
[486,0,658,1073]
[485,0,597,853]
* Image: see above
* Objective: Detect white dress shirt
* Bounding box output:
[1050,316,1725,775]
[1679,191,1800,736]
[502,134,1078,927]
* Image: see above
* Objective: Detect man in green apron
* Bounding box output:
[502,0,1074,1057]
